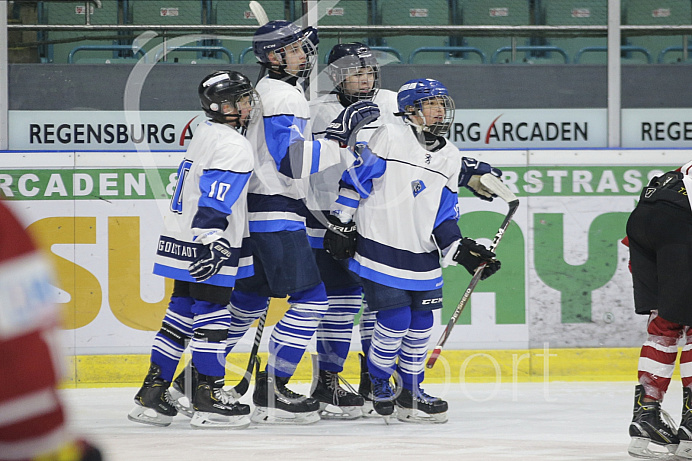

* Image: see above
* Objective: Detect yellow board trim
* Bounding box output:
[60,347,657,388]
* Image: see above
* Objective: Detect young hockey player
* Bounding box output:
[221,21,380,424]
[309,45,504,419]
[0,200,102,460]
[626,161,692,459]
[326,78,501,423]
[307,42,402,419]
[128,70,260,429]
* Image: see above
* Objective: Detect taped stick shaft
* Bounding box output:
[426,199,519,369]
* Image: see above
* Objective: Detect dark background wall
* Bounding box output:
[8,63,692,111]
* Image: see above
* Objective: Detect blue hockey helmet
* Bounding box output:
[327,42,380,104]
[252,20,318,78]
[396,78,455,136]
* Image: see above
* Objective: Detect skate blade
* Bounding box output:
[360,401,380,418]
[127,406,173,427]
[167,389,193,419]
[190,412,250,429]
[395,407,448,424]
[628,437,678,459]
[676,440,692,459]
[250,406,320,425]
[318,403,362,420]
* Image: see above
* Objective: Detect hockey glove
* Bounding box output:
[323,215,357,260]
[458,157,503,202]
[452,238,501,280]
[189,238,232,282]
[325,101,380,148]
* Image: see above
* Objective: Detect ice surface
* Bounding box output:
[59,381,661,461]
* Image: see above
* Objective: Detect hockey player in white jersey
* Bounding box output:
[128,70,260,429]
[220,21,380,424]
[306,42,402,419]
[326,78,502,423]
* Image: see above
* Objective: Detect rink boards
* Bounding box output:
[1,148,690,386]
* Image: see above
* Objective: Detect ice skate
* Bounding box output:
[676,387,692,459]
[128,363,178,427]
[628,385,679,459]
[251,370,320,424]
[310,368,364,420]
[395,385,448,424]
[189,375,251,429]
[370,375,395,421]
[168,361,198,418]
[358,353,378,417]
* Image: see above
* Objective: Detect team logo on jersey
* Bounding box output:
[644,187,656,198]
[411,180,426,197]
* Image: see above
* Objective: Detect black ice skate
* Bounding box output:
[251,370,320,424]
[127,363,178,427]
[370,375,395,418]
[358,353,378,417]
[190,374,251,429]
[628,384,679,458]
[395,385,448,424]
[168,361,199,418]
[676,387,692,459]
[310,368,364,420]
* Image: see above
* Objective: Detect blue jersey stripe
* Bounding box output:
[197,170,251,216]
[349,259,443,291]
[357,235,440,272]
[249,219,306,233]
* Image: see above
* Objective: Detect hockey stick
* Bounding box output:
[426,174,519,369]
[230,307,268,397]
[249,1,269,83]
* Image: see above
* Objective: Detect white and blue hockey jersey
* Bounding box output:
[332,123,463,291]
[153,120,254,287]
[305,89,402,248]
[245,76,343,233]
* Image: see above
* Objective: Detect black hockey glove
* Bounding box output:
[189,238,232,282]
[323,215,357,260]
[325,101,380,147]
[453,238,501,280]
[458,157,503,202]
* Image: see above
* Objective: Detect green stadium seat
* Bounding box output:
[459,0,532,64]
[624,0,692,63]
[127,0,215,63]
[378,0,450,64]
[541,0,608,63]
[213,0,288,64]
[39,0,121,63]
[312,0,371,65]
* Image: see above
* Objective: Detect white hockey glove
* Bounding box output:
[189,238,232,282]
[459,157,503,202]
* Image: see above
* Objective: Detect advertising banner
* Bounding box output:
[1,149,690,355]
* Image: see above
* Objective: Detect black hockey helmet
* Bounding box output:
[327,42,380,105]
[198,70,261,127]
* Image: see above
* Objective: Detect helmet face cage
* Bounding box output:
[329,62,380,102]
[274,33,317,79]
[199,71,261,128]
[397,79,455,136]
[212,88,261,128]
[327,44,380,103]
[410,94,455,136]
[253,21,317,79]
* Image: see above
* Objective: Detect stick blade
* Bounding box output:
[426,347,442,369]
[249,1,269,25]
[480,173,518,203]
